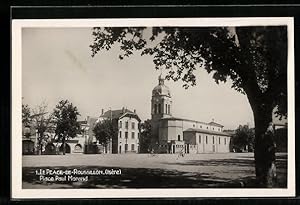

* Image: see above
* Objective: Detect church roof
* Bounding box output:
[184,128,231,137]
[159,117,209,125]
[208,121,224,128]
[152,75,171,97]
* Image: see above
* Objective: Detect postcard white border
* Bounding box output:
[11,17,295,198]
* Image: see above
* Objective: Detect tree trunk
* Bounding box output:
[39,141,42,155]
[62,137,66,155]
[253,104,277,187]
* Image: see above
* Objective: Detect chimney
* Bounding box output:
[134,109,136,113]
[122,107,125,113]
[101,109,104,115]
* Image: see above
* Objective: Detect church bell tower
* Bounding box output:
[151,75,172,140]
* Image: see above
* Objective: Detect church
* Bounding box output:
[151,75,232,154]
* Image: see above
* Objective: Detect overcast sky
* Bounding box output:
[22,27,254,130]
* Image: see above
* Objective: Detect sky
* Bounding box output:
[22,27,254,130]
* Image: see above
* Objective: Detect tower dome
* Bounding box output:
[152,75,171,97]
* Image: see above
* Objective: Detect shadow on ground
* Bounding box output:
[22,154,287,189]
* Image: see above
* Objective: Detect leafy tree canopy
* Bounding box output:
[232,125,255,152]
[139,119,152,153]
[53,100,80,141]
[90,26,287,118]
[22,103,31,126]
[93,119,118,145]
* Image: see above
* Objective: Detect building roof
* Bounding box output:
[100,108,140,121]
[160,117,210,126]
[152,75,171,97]
[208,121,224,128]
[184,128,232,137]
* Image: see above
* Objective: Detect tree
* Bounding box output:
[139,119,152,153]
[90,26,287,187]
[53,100,80,155]
[22,103,31,127]
[93,119,118,153]
[232,125,255,152]
[31,102,54,155]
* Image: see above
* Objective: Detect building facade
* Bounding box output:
[98,108,141,154]
[151,75,231,154]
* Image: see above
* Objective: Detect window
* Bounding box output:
[219,137,220,144]
[132,132,135,139]
[178,135,181,141]
[119,121,122,128]
[193,124,195,127]
[131,144,135,151]
[213,136,215,144]
[224,138,226,145]
[199,135,201,144]
[154,104,157,114]
[119,131,122,138]
[125,132,128,139]
[213,127,214,130]
[158,104,161,114]
[165,104,167,114]
[168,105,170,114]
[200,125,202,128]
[206,136,208,144]
[207,127,208,129]
[125,144,128,152]
[138,133,140,139]
[125,121,128,129]
[132,122,135,129]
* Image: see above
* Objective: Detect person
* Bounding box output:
[176,148,185,159]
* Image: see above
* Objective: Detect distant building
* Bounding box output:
[151,75,232,154]
[97,107,141,154]
[22,122,86,155]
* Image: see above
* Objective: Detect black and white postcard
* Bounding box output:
[11,17,295,198]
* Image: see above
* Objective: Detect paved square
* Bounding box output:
[22,153,287,188]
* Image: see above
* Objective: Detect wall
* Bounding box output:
[118,116,140,153]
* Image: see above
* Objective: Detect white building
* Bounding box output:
[151,75,232,154]
[98,108,141,154]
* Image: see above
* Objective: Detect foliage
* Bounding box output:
[31,102,54,154]
[90,26,287,118]
[274,128,287,152]
[232,125,255,152]
[53,100,80,154]
[90,26,288,187]
[93,119,118,146]
[139,119,152,153]
[22,103,31,126]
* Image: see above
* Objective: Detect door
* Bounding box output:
[172,145,175,153]
[119,145,122,153]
